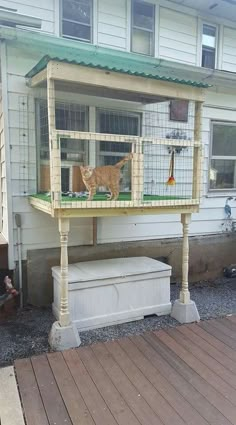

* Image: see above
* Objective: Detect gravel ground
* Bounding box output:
[1,277,236,367]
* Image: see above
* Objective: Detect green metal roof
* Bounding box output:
[0,26,211,88]
[26,50,210,88]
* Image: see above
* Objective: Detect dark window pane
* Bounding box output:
[210,159,235,189]
[62,20,91,41]
[202,46,215,69]
[55,104,87,131]
[62,0,91,24]
[99,113,139,135]
[133,1,154,30]
[212,124,236,156]
[61,168,70,192]
[203,24,216,37]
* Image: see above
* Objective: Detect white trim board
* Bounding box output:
[0,366,25,425]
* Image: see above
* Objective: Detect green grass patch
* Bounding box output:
[30,192,188,203]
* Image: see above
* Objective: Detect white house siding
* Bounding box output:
[6,44,93,262]
[97,0,128,50]
[0,96,8,239]
[97,89,236,244]
[2,1,236,265]
[1,0,55,34]
[222,26,236,72]
[6,41,236,258]
[159,7,197,65]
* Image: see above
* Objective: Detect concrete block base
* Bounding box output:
[171,299,200,324]
[48,321,81,351]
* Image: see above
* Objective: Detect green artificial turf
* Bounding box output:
[31,193,188,203]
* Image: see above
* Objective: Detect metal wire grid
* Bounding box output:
[37,97,199,208]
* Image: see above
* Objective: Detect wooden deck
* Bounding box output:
[15,316,236,425]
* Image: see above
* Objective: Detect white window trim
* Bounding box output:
[198,19,223,69]
[59,0,94,44]
[130,0,156,57]
[209,120,236,192]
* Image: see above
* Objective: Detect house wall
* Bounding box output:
[3,0,236,70]
[222,26,236,72]
[0,0,56,34]
[0,94,7,237]
[159,7,197,65]
[5,42,236,258]
[2,0,236,303]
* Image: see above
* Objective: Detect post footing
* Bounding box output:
[171,299,200,324]
[49,321,81,351]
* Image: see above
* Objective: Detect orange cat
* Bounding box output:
[80,154,132,200]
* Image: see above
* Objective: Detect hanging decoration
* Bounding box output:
[166,149,176,186]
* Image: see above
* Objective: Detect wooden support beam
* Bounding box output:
[180,213,191,304]
[192,101,203,200]
[27,68,47,87]
[48,61,206,102]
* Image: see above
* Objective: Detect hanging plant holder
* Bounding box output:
[166,149,176,186]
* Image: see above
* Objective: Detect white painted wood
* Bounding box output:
[1,42,14,267]
[0,366,25,425]
[52,257,172,330]
[222,27,236,72]
[98,0,127,50]
[180,213,191,304]
[0,0,55,33]
[159,7,197,65]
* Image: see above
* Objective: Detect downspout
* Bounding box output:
[0,40,15,271]
[15,213,23,308]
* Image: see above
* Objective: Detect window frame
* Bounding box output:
[209,120,236,192]
[201,22,218,70]
[131,0,155,57]
[36,99,89,193]
[60,0,93,43]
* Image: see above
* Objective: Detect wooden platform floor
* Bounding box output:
[15,316,236,425]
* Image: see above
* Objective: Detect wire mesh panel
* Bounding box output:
[143,140,194,202]
[35,91,201,211]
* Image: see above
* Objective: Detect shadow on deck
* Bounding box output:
[15,316,236,425]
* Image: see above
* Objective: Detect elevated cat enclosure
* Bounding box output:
[28,60,205,218]
[25,55,208,349]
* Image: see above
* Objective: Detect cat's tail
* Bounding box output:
[114,153,133,169]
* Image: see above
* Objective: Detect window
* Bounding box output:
[210,122,236,190]
[131,0,155,56]
[202,24,217,69]
[37,100,89,192]
[98,110,140,191]
[61,0,93,42]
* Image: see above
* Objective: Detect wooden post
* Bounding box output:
[180,213,191,304]
[131,139,143,205]
[58,217,70,327]
[47,73,61,206]
[192,101,203,200]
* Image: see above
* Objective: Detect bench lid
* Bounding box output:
[52,257,171,283]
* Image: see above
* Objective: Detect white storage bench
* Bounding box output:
[52,257,172,331]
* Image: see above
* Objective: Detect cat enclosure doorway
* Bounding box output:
[26,56,208,349]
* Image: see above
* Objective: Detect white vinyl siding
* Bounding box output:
[222,27,236,72]
[97,0,127,50]
[159,7,197,65]
[0,97,5,235]
[5,45,93,261]
[0,0,55,33]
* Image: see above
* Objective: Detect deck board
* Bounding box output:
[14,317,236,425]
